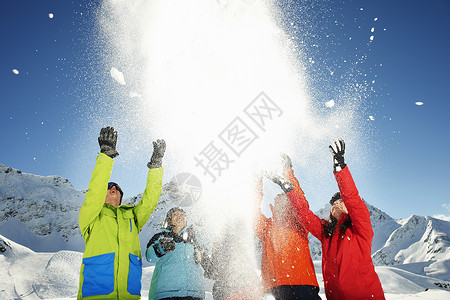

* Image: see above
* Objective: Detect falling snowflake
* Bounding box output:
[326,100,335,108]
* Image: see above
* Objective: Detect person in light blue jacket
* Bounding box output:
[146,207,206,300]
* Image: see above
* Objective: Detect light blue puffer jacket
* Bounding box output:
[145,227,205,300]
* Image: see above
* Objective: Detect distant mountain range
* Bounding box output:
[1,162,449,271]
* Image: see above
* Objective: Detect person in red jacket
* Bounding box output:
[268,139,385,300]
[254,154,321,300]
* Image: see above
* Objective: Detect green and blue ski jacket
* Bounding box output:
[77,153,164,299]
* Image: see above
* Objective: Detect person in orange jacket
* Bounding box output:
[269,139,385,300]
[254,154,321,300]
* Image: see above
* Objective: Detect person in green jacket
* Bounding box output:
[77,126,166,300]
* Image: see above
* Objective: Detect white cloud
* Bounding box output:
[110,67,126,85]
[433,214,450,222]
[12,69,19,75]
[434,204,450,221]
[325,100,335,108]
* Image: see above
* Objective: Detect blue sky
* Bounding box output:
[1,0,449,220]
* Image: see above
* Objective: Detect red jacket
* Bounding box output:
[287,166,385,300]
[254,169,319,292]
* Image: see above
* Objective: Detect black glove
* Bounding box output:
[329,138,346,172]
[280,153,292,169]
[98,126,119,158]
[265,171,294,193]
[147,139,166,169]
[159,237,176,253]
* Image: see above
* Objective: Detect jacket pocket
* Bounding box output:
[127,253,142,295]
[82,252,115,297]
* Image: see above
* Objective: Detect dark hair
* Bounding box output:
[163,207,186,229]
[329,192,341,205]
[323,213,352,238]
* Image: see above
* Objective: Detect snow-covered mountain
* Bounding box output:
[0,163,174,256]
[2,162,450,268]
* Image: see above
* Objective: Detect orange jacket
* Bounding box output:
[254,168,319,292]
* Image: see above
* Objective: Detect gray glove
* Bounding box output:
[159,237,176,253]
[194,246,203,265]
[98,126,119,158]
[265,171,294,193]
[329,138,346,172]
[147,139,166,168]
[280,153,293,169]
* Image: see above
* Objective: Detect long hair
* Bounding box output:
[323,213,352,238]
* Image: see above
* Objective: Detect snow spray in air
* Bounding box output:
[97,0,363,286]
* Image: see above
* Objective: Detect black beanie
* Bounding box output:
[329,192,341,205]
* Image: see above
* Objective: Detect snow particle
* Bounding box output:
[369,116,375,121]
[326,100,335,108]
[360,8,364,11]
[12,69,19,75]
[371,27,375,33]
[370,36,374,41]
[110,67,126,85]
[49,13,54,19]
[415,102,424,106]
[374,17,378,21]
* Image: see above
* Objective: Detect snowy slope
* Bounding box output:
[1,234,450,299]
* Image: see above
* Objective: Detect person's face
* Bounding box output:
[105,185,121,207]
[331,199,348,220]
[171,210,187,231]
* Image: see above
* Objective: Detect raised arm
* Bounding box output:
[253,174,268,239]
[330,139,373,241]
[281,153,309,208]
[79,126,118,238]
[134,139,166,231]
[266,171,324,241]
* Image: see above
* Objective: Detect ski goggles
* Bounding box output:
[108,182,123,199]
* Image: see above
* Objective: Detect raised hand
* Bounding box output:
[265,171,294,193]
[98,126,119,158]
[329,138,346,172]
[147,139,166,169]
[280,153,293,170]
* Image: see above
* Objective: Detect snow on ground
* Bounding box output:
[1,235,450,299]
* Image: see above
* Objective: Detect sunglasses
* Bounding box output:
[108,182,123,198]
